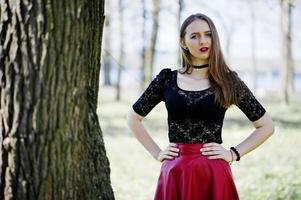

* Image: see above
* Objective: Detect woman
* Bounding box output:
[126,13,274,200]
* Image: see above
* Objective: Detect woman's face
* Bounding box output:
[181,19,212,64]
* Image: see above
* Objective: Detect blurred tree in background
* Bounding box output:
[140,0,147,91]
[102,0,301,103]
[116,0,125,101]
[143,0,160,88]
[281,0,294,104]
[103,0,112,86]
[0,0,114,199]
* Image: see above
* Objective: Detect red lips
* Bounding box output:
[200,47,209,52]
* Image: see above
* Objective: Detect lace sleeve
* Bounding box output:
[235,80,266,121]
[132,68,171,117]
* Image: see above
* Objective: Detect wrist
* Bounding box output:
[153,150,161,161]
[230,146,241,161]
[228,150,234,164]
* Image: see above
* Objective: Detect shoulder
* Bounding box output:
[156,68,173,80]
[158,68,172,76]
[158,67,183,76]
[226,70,249,93]
[233,77,257,104]
[236,78,252,94]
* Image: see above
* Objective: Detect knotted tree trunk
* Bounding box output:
[0,0,114,199]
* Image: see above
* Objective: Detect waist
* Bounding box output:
[176,143,205,155]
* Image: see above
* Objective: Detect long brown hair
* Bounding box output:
[179,13,242,108]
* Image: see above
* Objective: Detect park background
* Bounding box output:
[98,0,301,199]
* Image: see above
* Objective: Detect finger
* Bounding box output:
[201,146,222,152]
[163,150,177,156]
[169,143,178,147]
[158,153,174,162]
[168,151,179,157]
[207,155,223,160]
[162,155,175,160]
[200,147,216,152]
[202,150,220,155]
[203,143,218,147]
[167,147,179,152]
[165,150,178,156]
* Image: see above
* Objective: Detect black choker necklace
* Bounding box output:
[192,64,209,69]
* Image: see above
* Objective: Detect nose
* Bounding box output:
[198,35,208,44]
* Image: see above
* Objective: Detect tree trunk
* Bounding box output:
[140,0,147,91]
[177,0,183,66]
[281,0,294,104]
[0,0,114,199]
[144,0,160,87]
[116,0,124,101]
[103,0,112,86]
[249,1,257,94]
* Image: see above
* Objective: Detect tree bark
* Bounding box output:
[0,0,114,199]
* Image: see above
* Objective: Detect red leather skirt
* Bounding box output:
[154,143,239,200]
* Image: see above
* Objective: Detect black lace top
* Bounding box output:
[132,68,266,144]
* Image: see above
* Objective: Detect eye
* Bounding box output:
[190,35,197,39]
[205,33,212,37]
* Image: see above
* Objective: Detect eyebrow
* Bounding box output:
[190,31,211,35]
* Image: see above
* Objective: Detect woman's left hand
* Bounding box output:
[200,143,233,162]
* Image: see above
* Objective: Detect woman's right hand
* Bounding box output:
[156,143,179,162]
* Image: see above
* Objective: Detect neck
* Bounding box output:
[191,58,209,66]
[192,63,209,69]
[188,66,209,77]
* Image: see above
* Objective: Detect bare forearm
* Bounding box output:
[235,122,274,158]
[127,118,161,158]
